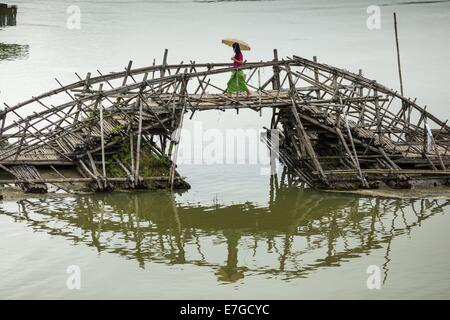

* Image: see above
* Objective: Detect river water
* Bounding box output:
[1,0,450,299]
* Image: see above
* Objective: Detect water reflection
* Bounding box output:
[0,43,29,62]
[0,4,17,27]
[0,188,448,284]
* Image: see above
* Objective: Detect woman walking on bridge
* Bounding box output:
[226,42,250,97]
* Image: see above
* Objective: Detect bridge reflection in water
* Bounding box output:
[0,43,29,62]
[0,188,447,283]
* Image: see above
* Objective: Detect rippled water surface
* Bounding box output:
[1,0,450,299]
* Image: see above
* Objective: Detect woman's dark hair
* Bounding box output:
[232,42,241,55]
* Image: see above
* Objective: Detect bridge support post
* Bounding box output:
[161,49,168,78]
[272,49,281,90]
[285,65,329,186]
[269,49,281,178]
[313,56,320,99]
[169,75,188,189]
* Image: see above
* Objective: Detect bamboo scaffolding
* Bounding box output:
[1,53,449,193]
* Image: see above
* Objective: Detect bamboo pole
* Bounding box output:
[134,73,148,182]
[169,76,188,189]
[99,90,106,177]
[134,95,143,181]
[287,91,328,182]
[161,49,168,78]
[313,56,321,99]
[122,61,133,86]
[272,49,281,90]
[13,121,29,161]
[129,125,135,185]
[394,12,404,96]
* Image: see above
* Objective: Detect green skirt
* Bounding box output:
[227,70,248,93]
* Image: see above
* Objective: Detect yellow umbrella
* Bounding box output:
[221,38,251,51]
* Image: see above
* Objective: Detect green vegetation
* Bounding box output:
[105,142,170,178]
[139,151,170,177]
[106,155,123,177]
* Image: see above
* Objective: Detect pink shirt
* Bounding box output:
[233,52,243,68]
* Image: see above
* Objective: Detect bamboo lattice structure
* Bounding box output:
[1,49,450,192]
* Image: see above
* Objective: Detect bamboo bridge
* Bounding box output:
[1,49,450,193]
